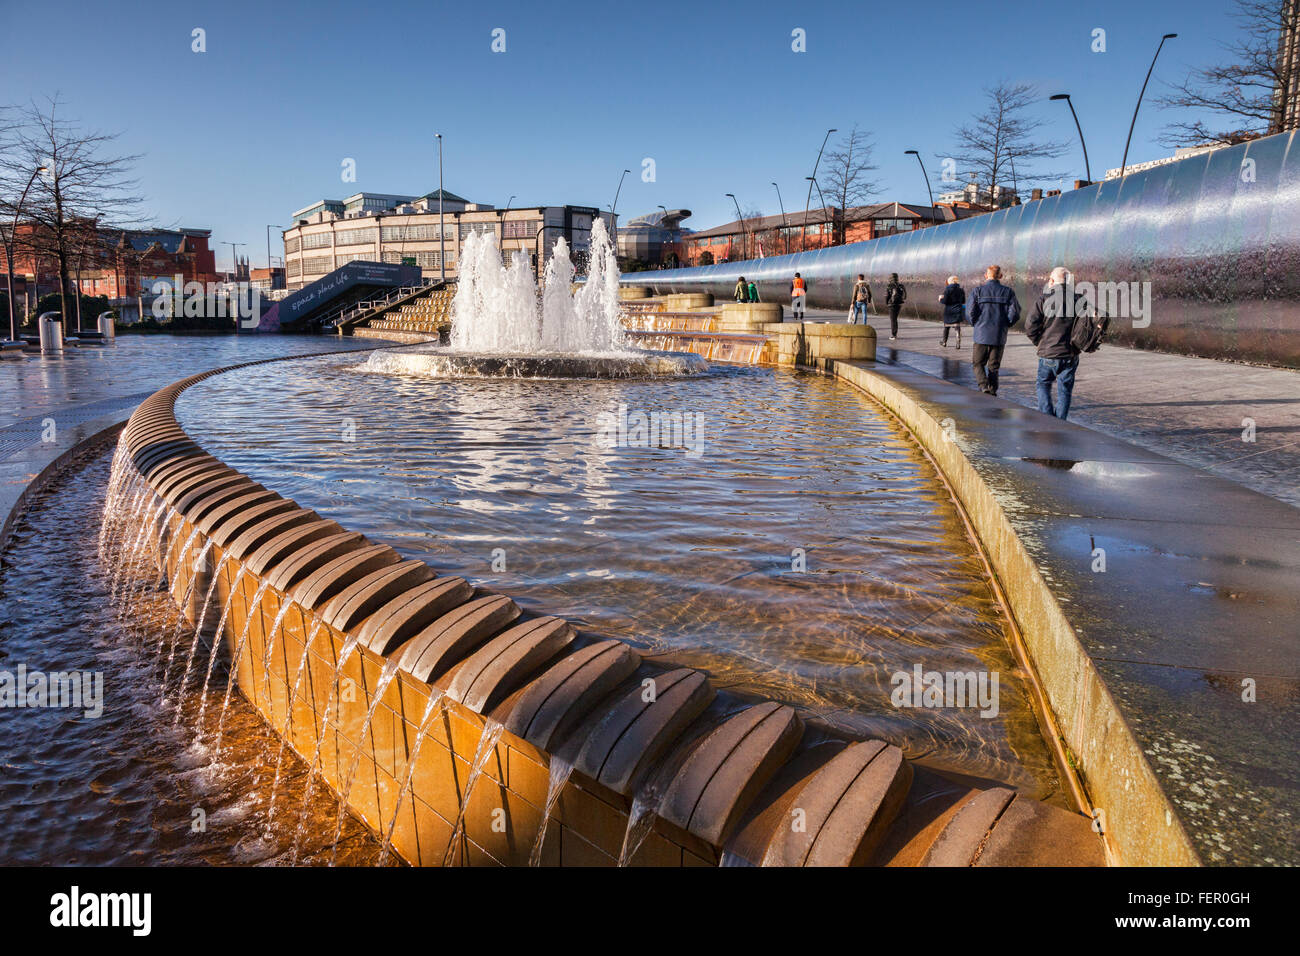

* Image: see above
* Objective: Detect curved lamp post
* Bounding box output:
[725,192,749,261]
[904,149,935,213]
[804,177,832,246]
[803,128,836,251]
[1121,34,1178,178]
[1050,93,1091,184]
[6,164,47,341]
[771,182,789,253]
[435,133,445,281]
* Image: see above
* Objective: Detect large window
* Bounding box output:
[300,231,333,250]
[301,256,331,274]
[287,258,302,277]
[335,252,373,267]
[459,222,497,241]
[502,219,540,239]
[335,227,377,246]
[383,250,445,268]
[284,236,300,254]
[381,223,453,241]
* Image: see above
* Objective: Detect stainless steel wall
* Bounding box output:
[625,131,1300,367]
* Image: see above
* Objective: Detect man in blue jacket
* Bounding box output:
[966,264,1020,396]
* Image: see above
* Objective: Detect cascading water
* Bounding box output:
[442,719,505,866]
[376,688,447,866]
[528,757,574,867]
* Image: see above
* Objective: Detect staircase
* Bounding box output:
[350,284,456,343]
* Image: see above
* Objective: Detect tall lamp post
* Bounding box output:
[725,193,749,261]
[804,178,832,247]
[803,128,836,251]
[436,133,446,281]
[1050,93,1091,184]
[771,182,788,254]
[1121,34,1178,178]
[610,168,631,255]
[5,164,47,341]
[903,150,935,212]
[266,224,280,269]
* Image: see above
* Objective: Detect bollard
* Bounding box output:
[97,311,116,340]
[38,312,64,353]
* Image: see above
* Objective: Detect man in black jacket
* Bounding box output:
[1026,266,1084,419]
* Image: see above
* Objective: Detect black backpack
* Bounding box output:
[1070,305,1109,353]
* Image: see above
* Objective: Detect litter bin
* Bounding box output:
[38,312,63,353]
[97,311,116,340]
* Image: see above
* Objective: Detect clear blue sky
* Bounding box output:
[1,0,1240,269]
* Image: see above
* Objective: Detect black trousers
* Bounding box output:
[941,323,962,345]
[971,343,1004,394]
[888,304,901,336]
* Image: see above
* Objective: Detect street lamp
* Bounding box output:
[903,150,935,211]
[1050,93,1091,184]
[803,128,836,250]
[436,133,446,281]
[6,164,47,341]
[771,183,788,254]
[266,224,280,270]
[805,178,832,247]
[1120,34,1178,179]
[725,193,749,262]
[610,168,631,253]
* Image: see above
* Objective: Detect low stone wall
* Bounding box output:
[763,322,877,365]
[352,328,440,345]
[109,361,1103,867]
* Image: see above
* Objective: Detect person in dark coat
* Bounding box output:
[884,273,906,340]
[1026,266,1085,419]
[966,264,1020,396]
[939,275,965,348]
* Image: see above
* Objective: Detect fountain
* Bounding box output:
[361,220,706,380]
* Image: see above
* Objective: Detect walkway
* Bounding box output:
[802,307,1300,509]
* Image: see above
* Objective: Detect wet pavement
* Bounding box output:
[803,307,1300,509]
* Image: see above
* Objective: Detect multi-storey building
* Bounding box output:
[282,190,615,291]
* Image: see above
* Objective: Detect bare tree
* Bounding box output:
[1157,0,1299,145]
[8,95,140,332]
[944,82,1065,205]
[820,126,879,244]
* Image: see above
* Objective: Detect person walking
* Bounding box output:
[966,264,1020,396]
[939,275,965,348]
[734,276,748,303]
[747,279,759,303]
[1027,266,1085,419]
[790,272,807,318]
[884,273,906,340]
[850,273,873,325]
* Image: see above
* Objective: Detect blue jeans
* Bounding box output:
[1036,357,1080,419]
[852,301,869,323]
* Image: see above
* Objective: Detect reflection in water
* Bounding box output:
[0,450,383,865]
[179,354,1059,795]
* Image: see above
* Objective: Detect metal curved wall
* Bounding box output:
[624,131,1300,367]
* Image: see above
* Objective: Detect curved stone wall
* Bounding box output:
[624,130,1300,367]
[110,359,1104,866]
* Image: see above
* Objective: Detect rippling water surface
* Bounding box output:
[0,448,383,865]
[178,350,1058,795]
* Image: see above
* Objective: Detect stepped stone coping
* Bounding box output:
[920,786,1015,866]
[356,576,475,655]
[243,519,346,576]
[172,476,263,521]
[209,497,298,547]
[761,739,912,867]
[263,531,366,592]
[193,488,279,535]
[395,593,521,683]
[503,639,641,753]
[154,459,227,499]
[972,792,1106,866]
[226,507,320,561]
[290,543,402,611]
[133,439,200,472]
[318,558,436,633]
[659,701,804,848]
[575,667,716,795]
[445,616,576,714]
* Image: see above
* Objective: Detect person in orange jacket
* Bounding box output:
[790,272,807,318]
